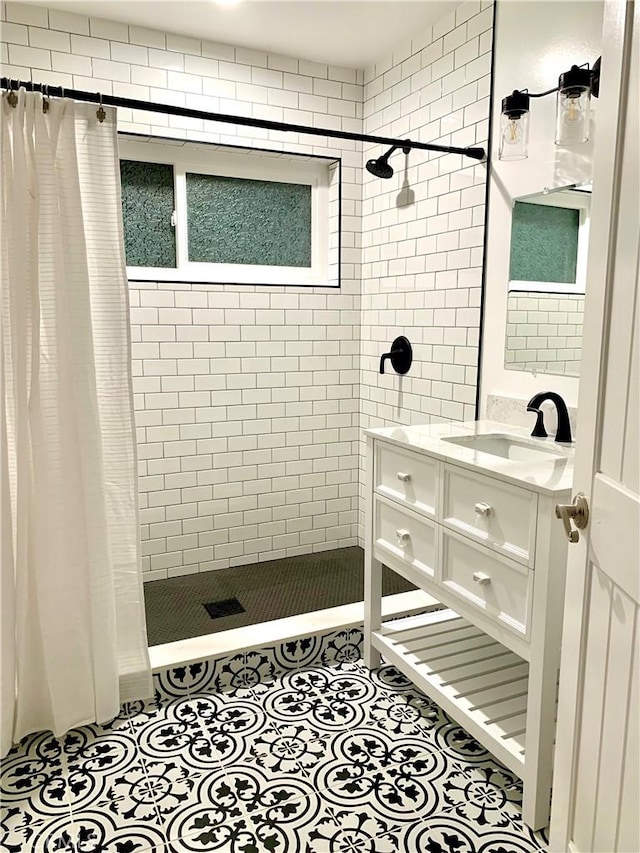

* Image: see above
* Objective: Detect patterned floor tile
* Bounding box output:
[355,684,451,743]
[153,661,216,701]
[306,809,403,852]
[53,810,167,852]
[1,634,551,853]
[383,810,547,853]
[162,764,323,851]
[183,690,270,767]
[165,810,333,853]
[433,758,548,850]
[305,729,450,826]
[318,627,365,669]
[299,666,381,729]
[243,723,330,776]
[1,801,74,853]
[369,662,418,694]
[1,731,70,824]
[134,694,224,772]
[209,650,284,697]
[61,724,144,808]
[260,669,353,733]
[431,718,498,766]
[273,634,326,671]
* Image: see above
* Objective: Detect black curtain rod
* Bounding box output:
[1,77,486,162]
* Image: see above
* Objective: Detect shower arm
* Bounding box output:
[1,77,486,162]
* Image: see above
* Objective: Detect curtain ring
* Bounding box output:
[7,79,18,108]
[43,83,50,113]
[96,91,106,124]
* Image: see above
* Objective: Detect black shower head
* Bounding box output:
[366,151,395,178]
[366,145,397,178]
[365,144,411,179]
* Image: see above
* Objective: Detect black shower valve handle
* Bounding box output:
[379,336,413,375]
[379,351,395,374]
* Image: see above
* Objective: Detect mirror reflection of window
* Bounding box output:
[504,184,591,378]
[510,201,580,288]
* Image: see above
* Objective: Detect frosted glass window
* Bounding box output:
[509,201,579,283]
[186,173,312,267]
[120,160,176,268]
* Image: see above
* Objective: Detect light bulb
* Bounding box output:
[555,65,592,146]
[499,90,530,161]
[555,89,590,145]
[561,95,583,124]
[507,118,524,143]
[499,112,529,161]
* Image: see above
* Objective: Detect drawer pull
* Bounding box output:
[396,472,412,483]
[473,571,491,586]
[474,502,492,517]
[396,528,411,545]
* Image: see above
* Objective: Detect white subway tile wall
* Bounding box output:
[1,2,363,579]
[505,292,583,375]
[1,0,493,571]
[358,0,493,534]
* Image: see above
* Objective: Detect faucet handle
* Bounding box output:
[527,406,548,438]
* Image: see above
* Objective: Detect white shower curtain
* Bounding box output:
[1,90,152,756]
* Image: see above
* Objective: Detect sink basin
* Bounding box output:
[442,433,569,463]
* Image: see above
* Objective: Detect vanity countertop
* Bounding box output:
[365,419,574,496]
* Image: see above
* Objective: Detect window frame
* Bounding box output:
[118,136,336,287]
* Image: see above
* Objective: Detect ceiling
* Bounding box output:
[38,1,456,68]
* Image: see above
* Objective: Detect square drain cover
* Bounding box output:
[203,597,245,619]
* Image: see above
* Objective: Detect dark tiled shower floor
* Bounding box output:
[144,546,416,646]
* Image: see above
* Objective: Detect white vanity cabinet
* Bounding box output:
[364,422,574,830]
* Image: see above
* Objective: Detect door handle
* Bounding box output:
[555,493,589,543]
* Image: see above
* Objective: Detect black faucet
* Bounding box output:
[526,392,573,443]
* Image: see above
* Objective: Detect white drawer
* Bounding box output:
[441,530,532,638]
[442,464,538,566]
[374,496,437,581]
[375,441,439,518]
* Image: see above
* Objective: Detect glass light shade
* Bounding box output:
[499,112,530,161]
[555,88,591,145]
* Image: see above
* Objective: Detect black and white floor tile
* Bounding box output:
[1,629,548,853]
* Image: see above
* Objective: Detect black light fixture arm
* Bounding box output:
[527,86,561,99]
[506,57,601,106]
[1,77,486,162]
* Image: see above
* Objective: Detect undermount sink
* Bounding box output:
[442,433,569,463]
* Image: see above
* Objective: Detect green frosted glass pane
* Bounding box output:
[186,173,312,267]
[120,160,176,268]
[509,201,579,283]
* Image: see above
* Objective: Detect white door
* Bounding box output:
[549,1,640,851]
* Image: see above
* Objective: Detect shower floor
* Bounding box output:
[144,546,415,646]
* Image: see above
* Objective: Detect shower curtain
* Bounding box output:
[1,90,152,756]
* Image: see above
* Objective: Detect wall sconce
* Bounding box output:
[499,58,601,161]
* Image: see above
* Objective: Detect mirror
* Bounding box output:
[504,183,591,377]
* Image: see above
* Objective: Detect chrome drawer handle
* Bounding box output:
[474,502,492,517]
[396,528,411,545]
[396,472,412,483]
[473,571,491,586]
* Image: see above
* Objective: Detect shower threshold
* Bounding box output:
[148,588,440,673]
